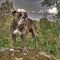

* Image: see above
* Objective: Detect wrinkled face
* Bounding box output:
[12,11,28,25]
[17,12,28,19]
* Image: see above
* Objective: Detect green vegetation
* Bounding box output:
[0,0,60,59]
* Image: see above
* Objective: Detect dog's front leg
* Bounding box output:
[21,33,28,53]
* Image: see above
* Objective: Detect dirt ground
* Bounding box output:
[0,48,56,60]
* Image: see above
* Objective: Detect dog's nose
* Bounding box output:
[22,17,26,19]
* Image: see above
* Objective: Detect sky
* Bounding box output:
[0,0,58,21]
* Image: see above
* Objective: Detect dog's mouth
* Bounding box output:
[18,17,24,26]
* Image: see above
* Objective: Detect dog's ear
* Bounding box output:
[12,11,17,16]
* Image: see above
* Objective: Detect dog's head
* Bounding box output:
[12,9,28,25]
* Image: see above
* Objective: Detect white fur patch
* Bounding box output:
[17,8,26,12]
[13,29,18,34]
[18,18,24,26]
[13,29,21,35]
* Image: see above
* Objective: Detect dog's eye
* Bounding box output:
[24,13,27,17]
[19,14,22,16]
[18,13,22,16]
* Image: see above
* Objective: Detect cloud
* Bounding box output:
[48,7,58,14]
[0,0,58,20]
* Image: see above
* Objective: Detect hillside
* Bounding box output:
[0,48,56,60]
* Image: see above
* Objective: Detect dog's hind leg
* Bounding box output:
[30,28,37,49]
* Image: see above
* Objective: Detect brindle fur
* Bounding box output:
[10,11,37,52]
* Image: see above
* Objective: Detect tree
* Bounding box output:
[0,0,13,47]
[41,0,59,7]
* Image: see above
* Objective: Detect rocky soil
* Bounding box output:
[0,48,56,60]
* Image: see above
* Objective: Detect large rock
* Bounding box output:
[0,48,56,60]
